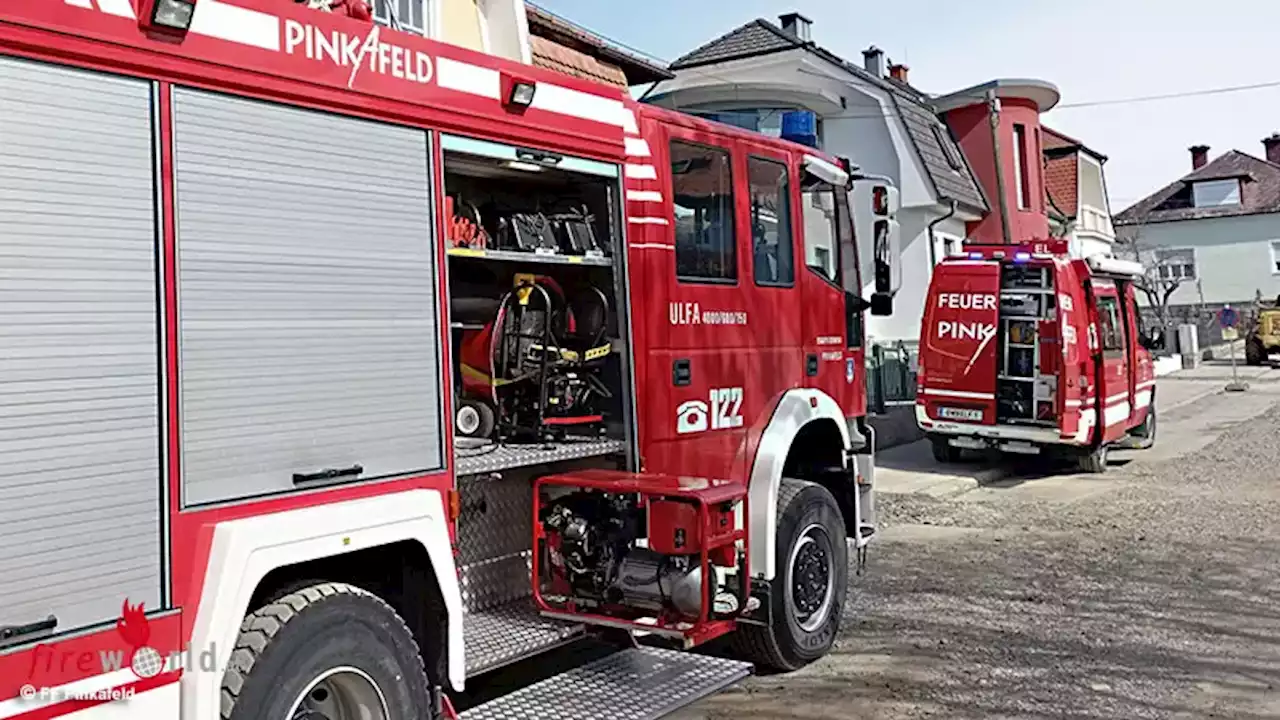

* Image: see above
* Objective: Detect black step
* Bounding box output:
[458,646,751,720]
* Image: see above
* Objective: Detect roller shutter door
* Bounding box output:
[0,58,161,634]
[172,88,444,506]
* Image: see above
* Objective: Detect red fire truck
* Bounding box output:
[917,240,1164,473]
[0,2,903,719]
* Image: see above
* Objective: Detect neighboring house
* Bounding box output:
[1114,140,1280,312]
[1041,126,1116,259]
[644,13,989,343]
[524,4,672,89]
[371,0,531,62]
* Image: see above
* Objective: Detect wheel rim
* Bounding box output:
[456,406,481,435]
[787,523,835,632]
[288,667,389,720]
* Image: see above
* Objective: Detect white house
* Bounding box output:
[1115,140,1280,311]
[1042,126,1116,259]
[644,13,989,344]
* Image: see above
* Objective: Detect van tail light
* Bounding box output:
[872,186,888,215]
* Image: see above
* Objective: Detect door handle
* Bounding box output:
[672,358,692,386]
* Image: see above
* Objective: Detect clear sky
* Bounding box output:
[533,0,1280,214]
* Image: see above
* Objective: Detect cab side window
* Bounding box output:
[1096,295,1125,354]
[670,140,736,283]
[800,182,839,284]
[747,156,794,286]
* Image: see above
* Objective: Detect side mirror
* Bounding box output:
[870,293,893,316]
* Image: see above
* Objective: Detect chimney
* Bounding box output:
[888,62,909,83]
[778,13,812,43]
[1264,134,1280,164]
[1189,144,1209,170]
[862,45,884,77]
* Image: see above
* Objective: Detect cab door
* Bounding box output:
[796,171,862,413]
[1087,279,1133,442]
[641,127,794,479]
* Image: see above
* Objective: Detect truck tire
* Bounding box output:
[221,582,430,720]
[1133,405,1157,450]
[1245,337,1265,366]
[1077,444,1109,474]
[930,436,962,463]
[731,478,847,672]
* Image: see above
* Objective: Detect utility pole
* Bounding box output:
[986,89,1013,245]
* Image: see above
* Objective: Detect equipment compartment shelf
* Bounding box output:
[448,246,613,267]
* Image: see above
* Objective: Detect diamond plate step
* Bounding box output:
[458,647,752,720]
[454,437,626,477]
[465,600,585,676]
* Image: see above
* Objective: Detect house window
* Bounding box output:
[1270,240,1280,274]
[1154,248,1197,280]
[1192,179,1241,208]
[933,124,965,171]
[748,157,794,286]
[374,0,428,35]
[1013,124,1030,210]
[670,139,736,282]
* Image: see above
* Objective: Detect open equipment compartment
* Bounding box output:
[442,134,630,463]
[996,262,1059,426]
[443,135,638,677]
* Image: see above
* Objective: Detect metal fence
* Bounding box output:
[867,341,916,414]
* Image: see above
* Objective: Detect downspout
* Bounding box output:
[986,89,1013,244]
[927,199,957,265]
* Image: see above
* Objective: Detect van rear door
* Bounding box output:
[919,260,1001,425]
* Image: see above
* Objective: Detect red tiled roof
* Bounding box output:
[525,4,672,86]
[1044,153,1078,218]
[530,35,628,88]
[1042,126,1078,151]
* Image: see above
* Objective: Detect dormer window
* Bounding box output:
[1191,178,1241,208]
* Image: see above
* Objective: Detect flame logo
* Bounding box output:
[116,599,151,650]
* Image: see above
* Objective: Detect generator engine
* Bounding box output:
[540,491,710,619]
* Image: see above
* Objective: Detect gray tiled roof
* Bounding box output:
[1114,150,1280,226]
[670,20,797,70]
[668,19,988,213]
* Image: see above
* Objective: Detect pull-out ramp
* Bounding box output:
[460,646,752,720]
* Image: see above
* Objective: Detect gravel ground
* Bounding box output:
[676,376,1280,720]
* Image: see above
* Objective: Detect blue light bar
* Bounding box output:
[968,252,983,260]
[1014,252,1031,262]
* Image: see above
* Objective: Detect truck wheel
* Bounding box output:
[930,437,962,463]
[1245,338,1265,366]
[1134,406,1157,450]
[221,582,430,720]
[1077,444,1109,474]
[732,478,847,672]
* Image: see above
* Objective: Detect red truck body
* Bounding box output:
[0,3,900,719]
[917,240,1160,470]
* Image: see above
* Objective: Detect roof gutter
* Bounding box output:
[927,199,958,266]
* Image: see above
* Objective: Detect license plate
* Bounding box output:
[938,406,983,421]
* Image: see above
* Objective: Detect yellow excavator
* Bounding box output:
[1245,295,1280,366]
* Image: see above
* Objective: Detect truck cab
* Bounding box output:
[916,240,1162,472]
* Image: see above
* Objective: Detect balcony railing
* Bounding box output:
[1078,205,1114,238]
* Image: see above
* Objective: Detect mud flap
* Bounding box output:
[458,647,752,720]
[851,424,876,549]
